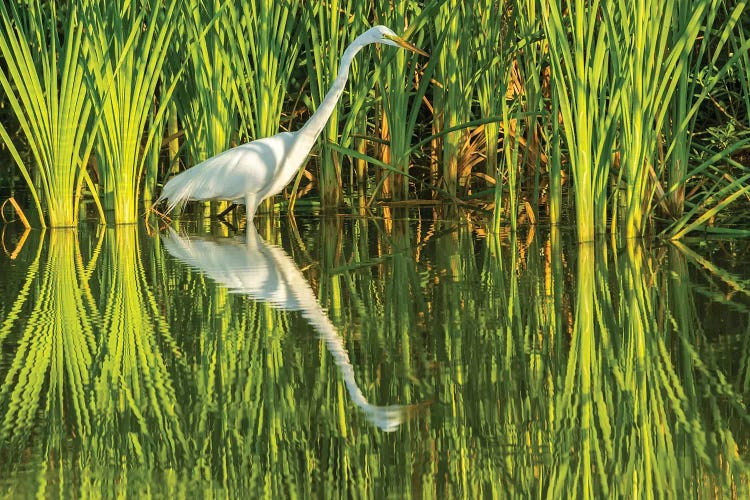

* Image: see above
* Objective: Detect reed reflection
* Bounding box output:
[161,225,421,432]
[0,229,98,469]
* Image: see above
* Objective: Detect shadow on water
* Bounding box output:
[0,214,749,496]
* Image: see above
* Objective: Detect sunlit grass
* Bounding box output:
[0,0,748,236]
[84,0,182,224]
[243,0,301,215]
[373,3,433,201]
[431,1,473,198]
[166,0,243,219]
[301,1,362,207]
[0,1,100,227]
[611,0,709,238]
[542,0,617,241]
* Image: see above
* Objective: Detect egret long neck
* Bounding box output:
[267,37,367,199]
[297,42,363,147]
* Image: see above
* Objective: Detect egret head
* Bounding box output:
[364,25,429,56]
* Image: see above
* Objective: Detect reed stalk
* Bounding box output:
[142,99,162,209]
[607,0,710,238]
[339,4,371,207]
[1,0,749,234]
[475,0,508,188]
[84,0,181,224]
[542,0,618,241]
[241,0,301,214]
[663,0,749,221]
[431,1,474,198]
[500,92,521,233]
[173,0,236,165]
[512,0,551,225]
[302,2,356,208]
[166,0,241,218]
[373,3,425,200]
[660,0,750,238]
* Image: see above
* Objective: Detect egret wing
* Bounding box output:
[158,132,295,212]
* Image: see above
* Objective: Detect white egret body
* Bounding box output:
[157,26,427,222]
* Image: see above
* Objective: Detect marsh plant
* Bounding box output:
[84,0,182,224]
[0,0,748,238]
[0,1,99,227]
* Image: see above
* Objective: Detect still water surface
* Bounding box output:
[1,213,749,497]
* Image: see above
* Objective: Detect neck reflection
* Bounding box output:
[161,226,418,432]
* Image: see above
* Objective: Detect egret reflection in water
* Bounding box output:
[161,225,421,432]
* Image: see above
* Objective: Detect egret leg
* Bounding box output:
[245,195,257,229]
[218,218,238,233]
[217,203,237,219]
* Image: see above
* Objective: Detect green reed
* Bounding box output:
[84,0,181,224]
[172,0,236,166]
[518,2,554,226]
[661,0,750,239]
[371,4,427,201]
[539,0,750,240]
[475,0,509,232]
[335,3,371,206]
[475,1,506,183]
[166,0,242,218]
[2,1,750,237]
[497,0,551,233]
[343,39,375,206]
[609,0,711,238]
[663,0,749,222]
[243,0,301,214]
[542,0,617,241]
[0,1,100,227]
[302,2,355,207]
[431,1,473,198]
[736,7,750,127]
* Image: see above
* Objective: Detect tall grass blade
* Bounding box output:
[542,0,616,241]
[242,0,301,214]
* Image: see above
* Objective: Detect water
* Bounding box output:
[1,213,749,497]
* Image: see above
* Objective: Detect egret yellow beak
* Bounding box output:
[385,34,429,57]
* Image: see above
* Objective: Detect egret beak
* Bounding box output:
[386,34,429,57]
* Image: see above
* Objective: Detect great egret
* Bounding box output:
[156,25,427,223]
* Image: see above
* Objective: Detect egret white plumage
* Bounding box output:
[156,25,427,223]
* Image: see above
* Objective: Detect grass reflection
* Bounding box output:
[91,226,188,466]
[0,218,749,496]
[0,228,101,494]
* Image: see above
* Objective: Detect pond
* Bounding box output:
[1,211,749,497]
